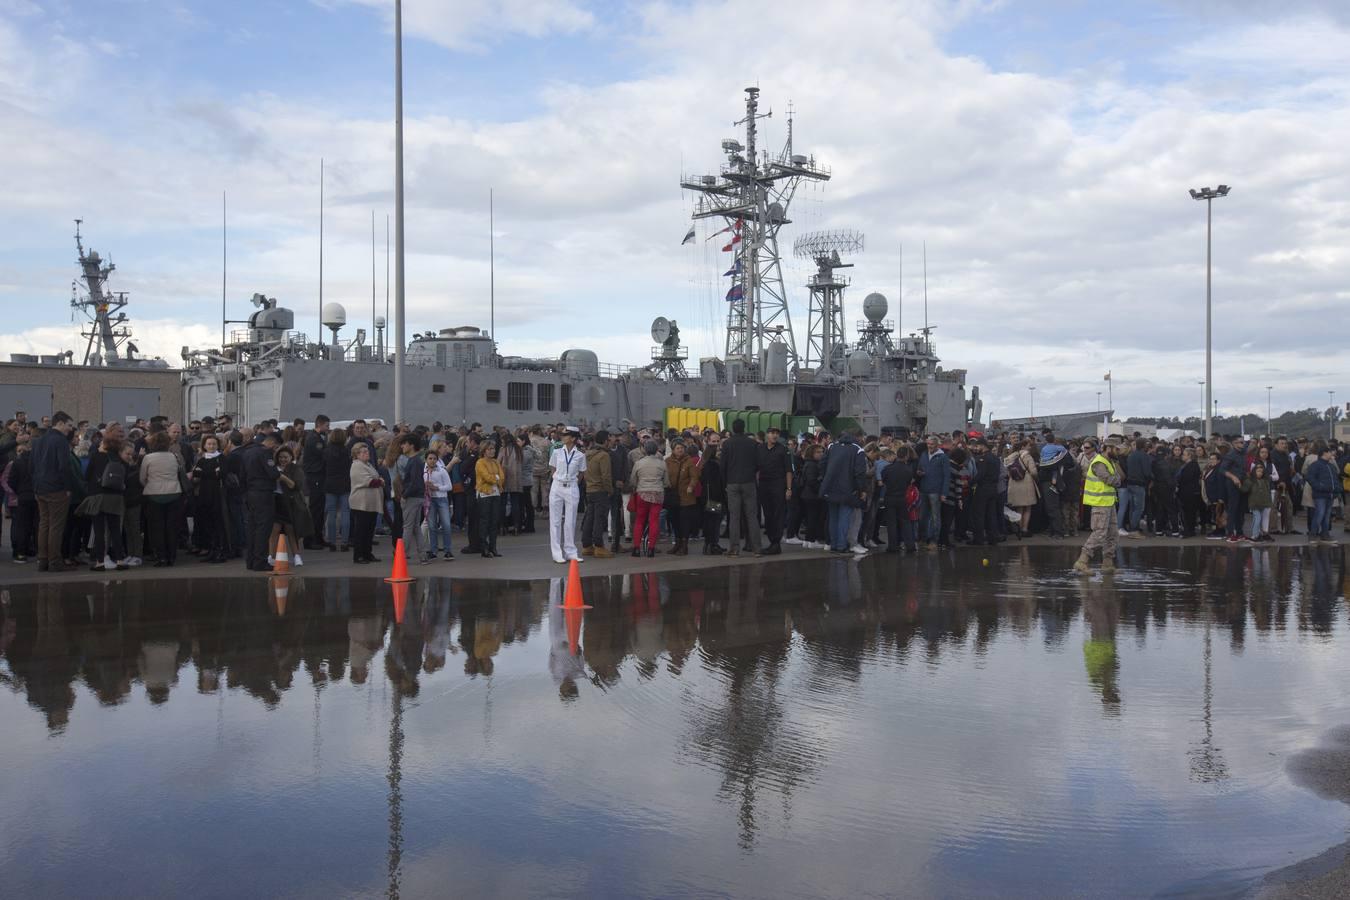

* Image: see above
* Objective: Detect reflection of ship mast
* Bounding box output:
[387,689,404,899]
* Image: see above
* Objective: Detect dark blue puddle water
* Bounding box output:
[2,545,1348,898]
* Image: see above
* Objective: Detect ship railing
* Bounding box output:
[229,328,309,347]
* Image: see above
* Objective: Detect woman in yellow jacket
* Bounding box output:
[474,441,506,558]
[664,440,699,556]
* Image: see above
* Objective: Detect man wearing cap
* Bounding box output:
[548,426,587,563]
[1074,437,1121,575]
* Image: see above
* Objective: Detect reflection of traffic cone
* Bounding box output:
[563,559,591,609]
[390,580,409,625]
[385,539,416,584]
[269,575,290,616]
[565,606,583,656]
[272,534,291,575]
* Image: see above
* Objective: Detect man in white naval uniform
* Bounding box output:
[549,426,587,563]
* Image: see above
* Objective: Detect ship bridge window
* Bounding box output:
[560,384,572,413]
[537,384,554,412]
[507,382,531,411]
[486,389,501,403]
[432,384,445,394]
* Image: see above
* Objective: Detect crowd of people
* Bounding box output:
[1,409,1346,574]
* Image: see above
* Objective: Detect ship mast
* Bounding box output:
[71,219,132,366]
[682,88,829,375]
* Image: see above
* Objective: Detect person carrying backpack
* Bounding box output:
[77,433,130,571]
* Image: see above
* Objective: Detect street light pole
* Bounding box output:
[1096,391,1102,413]
[1029,386,1036,419]
[1265,386,1272,436]
[1331,391,1337,440]
[1189,184,1230,442]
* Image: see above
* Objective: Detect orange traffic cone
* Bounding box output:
[269,575,290,616]
[390,580,410,625]
[562,559,592,609]
[272,534,291,575]
[384,538,416,584]
[565,606,584,656]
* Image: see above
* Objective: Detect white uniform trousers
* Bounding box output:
[549,483,581,562]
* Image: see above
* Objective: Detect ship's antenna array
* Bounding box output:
[681,87,830,375]
[71,218,133,366]
[793,229,863,377]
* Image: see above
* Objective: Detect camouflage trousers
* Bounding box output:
[1081,506,1118,563]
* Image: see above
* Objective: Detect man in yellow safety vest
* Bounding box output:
[1075,437,1122,575]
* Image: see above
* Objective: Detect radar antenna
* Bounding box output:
[681,88,830,373]
[648,317,688,380]
[793,229,863,376]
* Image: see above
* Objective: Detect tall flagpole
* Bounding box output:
[371,210,376,347]
[494,188,499,353]
[221,190,227,348]
[393,0,406,426]
[319,158,324,340]
[385,214,390,350]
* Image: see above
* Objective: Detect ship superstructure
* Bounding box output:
[170,88,979,434]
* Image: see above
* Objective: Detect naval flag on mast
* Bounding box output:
[681,226,696,245]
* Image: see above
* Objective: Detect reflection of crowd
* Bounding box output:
[2,546,1345,733]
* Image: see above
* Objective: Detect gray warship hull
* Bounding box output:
[181,355,972,435]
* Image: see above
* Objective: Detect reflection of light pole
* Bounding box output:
[1265,386,1273,436]
[1189,184,1230,442]
[1029,386,1036,419]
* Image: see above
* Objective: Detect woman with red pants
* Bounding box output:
[628,440,669,558]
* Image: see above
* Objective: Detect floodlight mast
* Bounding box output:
[1188,183,1230,441]
[681,88,831,372]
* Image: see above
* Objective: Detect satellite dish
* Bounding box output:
[321,302,347,329]
[651,316,672,345]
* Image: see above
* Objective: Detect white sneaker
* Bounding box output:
[784,537,803,545]
[553,557,566,564]
[294,555,303,567]
[101,555,116,571]
[125,556,142,567]
[1119,529,1131,536]
[850,543,868,555]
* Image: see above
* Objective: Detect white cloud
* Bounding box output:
[333,0,595,50]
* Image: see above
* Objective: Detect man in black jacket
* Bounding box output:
[758,427,790,554]
[881,448,917,552]
[302,415,330,549]
[608,431,632,554]
[719,420,762,556]
[32,411,74,572]
[242,432,280,570]
[968,438,1003,546]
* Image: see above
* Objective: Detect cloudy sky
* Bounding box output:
[1,0,1346,421]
